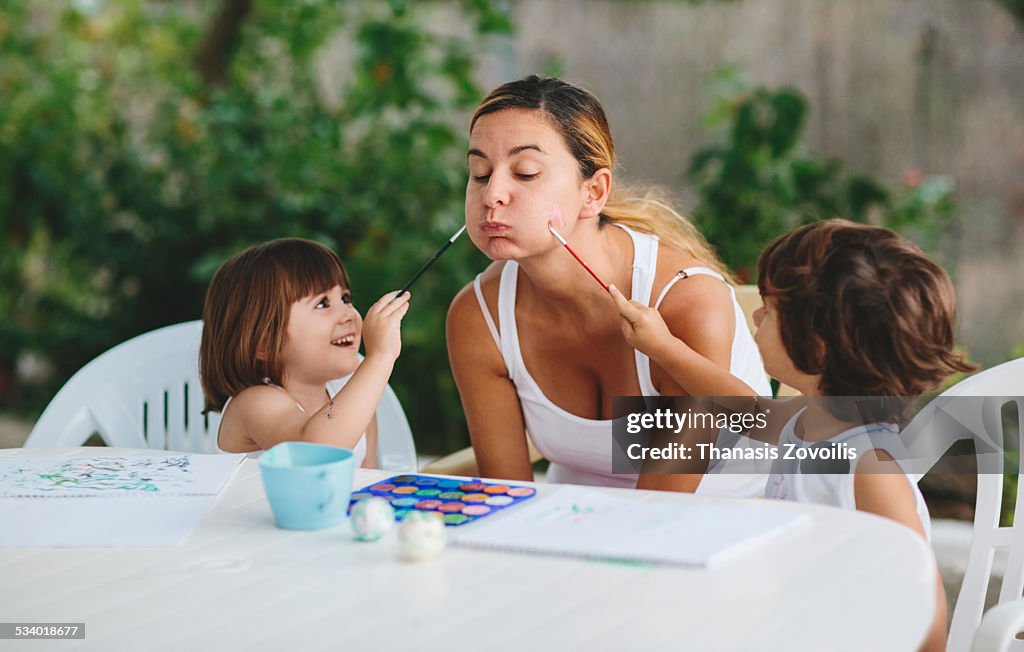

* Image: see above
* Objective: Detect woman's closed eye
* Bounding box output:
[470,170,539,183]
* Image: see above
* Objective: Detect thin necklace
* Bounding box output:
[325,388,335,419]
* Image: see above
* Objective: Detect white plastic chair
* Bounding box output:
[25,321,418,471]
[26,322,216,452]
[334,360,417,472]
[901,357,1024,651]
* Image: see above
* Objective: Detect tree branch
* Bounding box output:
[194,0,253,88]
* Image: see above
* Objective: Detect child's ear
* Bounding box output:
[578,168,612,220]
[255,350,269,362]
[809,334,827,371]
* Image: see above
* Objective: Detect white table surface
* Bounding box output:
[0,448,936,651]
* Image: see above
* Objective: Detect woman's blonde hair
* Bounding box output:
[471,76,731,280]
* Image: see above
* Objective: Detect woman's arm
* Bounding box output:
[447,279,534,482]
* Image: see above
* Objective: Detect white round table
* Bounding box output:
[0,448,935,651]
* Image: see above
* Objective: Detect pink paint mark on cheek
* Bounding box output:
[550,203,566,229]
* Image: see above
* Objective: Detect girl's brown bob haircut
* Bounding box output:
[199,238,350,413]
[757,219,974,423]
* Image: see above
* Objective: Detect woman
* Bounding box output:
[447,76,771,494]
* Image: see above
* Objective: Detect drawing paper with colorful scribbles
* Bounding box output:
[0,453,244,547]
[452,486,811,568]
[0,454,243,498]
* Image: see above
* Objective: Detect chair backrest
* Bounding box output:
[902,357,1024,652]
[26,322,216,451]
[333,362,417,472]
[374,384,417,471]
[25,321,417,471]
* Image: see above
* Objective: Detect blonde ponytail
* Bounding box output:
[603,185,734,282]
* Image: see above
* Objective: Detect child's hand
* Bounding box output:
[609,284,675,358]
[361,291,410,363]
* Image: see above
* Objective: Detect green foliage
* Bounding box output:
[0,0,511,452]
[1002,343,1024,524]
[997,0,1024,25]
[688,67,955,280]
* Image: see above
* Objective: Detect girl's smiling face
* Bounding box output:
[280,284,362,385]
[465,109,592,260]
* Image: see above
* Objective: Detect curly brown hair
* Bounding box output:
[757,219,974,422]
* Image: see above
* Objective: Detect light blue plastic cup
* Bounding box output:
[258,442,354,530]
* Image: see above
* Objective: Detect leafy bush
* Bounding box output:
[0,0,510,452]
[688,67,955,280]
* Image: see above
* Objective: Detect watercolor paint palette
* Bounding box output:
[348,474,537,527]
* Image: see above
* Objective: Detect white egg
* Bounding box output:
[397,511,446,561]
[350,497,395,541]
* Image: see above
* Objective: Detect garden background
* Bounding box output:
[2,0,1022,473]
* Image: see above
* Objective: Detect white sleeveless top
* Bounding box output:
[473,224,771,495]
[216,378,367,468]
[766,409,931,539]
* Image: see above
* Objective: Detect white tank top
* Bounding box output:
[766,409,931,539]
[473,224,771,495]
[216,378,367,468]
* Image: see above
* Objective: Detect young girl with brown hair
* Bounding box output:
[200,238,410,468]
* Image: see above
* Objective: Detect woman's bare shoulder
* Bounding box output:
[652,244,731,305]
[448,261,505,329]
[655,268,734,344]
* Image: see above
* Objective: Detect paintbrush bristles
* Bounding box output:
[449,224,467,243]
[547,224,569,245]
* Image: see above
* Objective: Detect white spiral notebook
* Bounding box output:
[453,485,811,568]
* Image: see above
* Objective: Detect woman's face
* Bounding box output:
[465,109,589,260]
